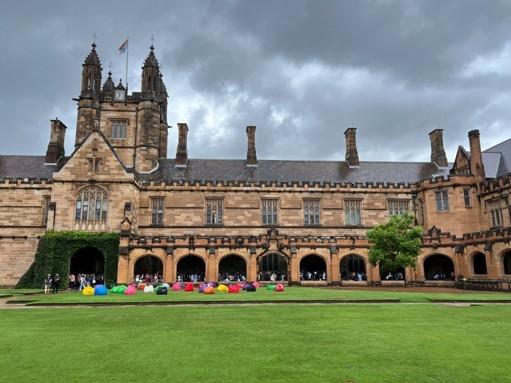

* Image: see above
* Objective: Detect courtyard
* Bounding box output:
[1,287,511,383]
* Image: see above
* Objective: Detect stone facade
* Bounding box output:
[0,43,511,287]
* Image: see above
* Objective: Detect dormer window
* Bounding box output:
[111,120,127,139]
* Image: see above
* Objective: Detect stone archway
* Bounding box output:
[134,255,163,279]
[503,250,511,275]
[300,254,327,281]
[176,255,206,282]
[340,254,366,281]
[423,254,455,280]
[69,246,105,277]
[258,252,288,281]
[218,254,247,281]
[472,252,487,275]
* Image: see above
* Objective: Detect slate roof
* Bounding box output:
[138,159,450,184]
[483,138,511,177]
[0,156,56,179]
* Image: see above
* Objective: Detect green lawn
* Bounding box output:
[0,304,510,383]
[0,288,42,298]
[9,286,511,304]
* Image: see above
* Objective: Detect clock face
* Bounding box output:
[115,90,126,101]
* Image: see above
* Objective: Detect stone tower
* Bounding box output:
[75,43,102,147]
[136,45,168,171]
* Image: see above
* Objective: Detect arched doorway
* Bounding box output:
[300,254,326,281]
[134,256,163,281]
[258,253,288,281]
[340,254,366,281]
[424,254,455,280]
[177,255,205,282]
[70,247,105,276]
[69,247,105,288]
[218,254,246,281]
[472,252,487,275]
[503,250,511,275]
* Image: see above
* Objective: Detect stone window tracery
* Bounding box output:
[75,186,108,224]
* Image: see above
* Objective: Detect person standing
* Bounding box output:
[44,274,51,295]
[52,273,60,294]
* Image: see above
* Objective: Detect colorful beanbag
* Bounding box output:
[252,281,260,288]
[124,285,137,295]
[184,282,194,292]
[144,285,154,293]
[161,283,170,289]
[245,284,256,292]
[137,283,146,291]
[82,286,94,296]
[94,284,108,296]
[228,284,240,294]
[156,286,168,295]
[275,283,285,292]
[172,282,182,291]
[204,286,215,294]
[217,284,228,293]
[110,285,127,294]
[266,284,276,291]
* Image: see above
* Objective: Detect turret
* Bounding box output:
[141,45,160,99]
[75,43,102,147]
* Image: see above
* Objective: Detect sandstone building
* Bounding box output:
[1,43,511,287]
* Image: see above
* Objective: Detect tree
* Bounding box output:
[367,214,423,278]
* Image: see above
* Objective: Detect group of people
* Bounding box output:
[341,271,367,281]
[258,271,287,282]
[300,271,327,281]
[176,272,205,282]
[218,272,246,282]
[68,273,104,290]
[431,272,454,281]
[384,271,405,281]
[135,274,162,285]
[44,273,60,294]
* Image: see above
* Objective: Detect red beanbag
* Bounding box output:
[228,284,240,294]
[275,283,285,292]
[184,282,194,292]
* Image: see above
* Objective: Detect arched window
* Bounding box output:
[75,186,108,224]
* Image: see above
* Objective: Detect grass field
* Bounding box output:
[0,288,42,297]
[8,286,511,304]
[1,303,510,383]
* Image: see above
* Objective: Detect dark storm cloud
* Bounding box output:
[0,0,510,162]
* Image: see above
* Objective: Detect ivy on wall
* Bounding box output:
[16,231,120,289]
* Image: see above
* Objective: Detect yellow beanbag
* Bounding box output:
[82,286,94,296]
[217,284,228,293]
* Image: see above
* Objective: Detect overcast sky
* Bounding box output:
[1,0,511,162]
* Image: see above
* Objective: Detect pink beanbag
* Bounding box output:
[252,281,260,288]
[275,283,285,292]
[172,282,181,291]
[228,284,240,294]
[124,285,137,295]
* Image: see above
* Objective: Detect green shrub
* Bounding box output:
[16,231,119,289]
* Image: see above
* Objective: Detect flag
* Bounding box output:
[118,39,128,54]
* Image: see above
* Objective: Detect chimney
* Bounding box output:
[468,129,485,179]
[246,125,257,167]
[175,123,188,167]
[429,129,448,168]
[344,128,359,167]
[45,119,67,164]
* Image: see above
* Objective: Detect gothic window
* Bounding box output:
[304,199,321,225]
[388,200,409,216]
[206,199,223,225]
[75,186,108,224]
[88,158,101,172]
[151,197,164,226]
[111,120,127,139]
[42,196,51,226]
[463,188,472,207]
[262,199,278,225]
[435,190,449,211]
[345,200,362,226]
[488,199,503,227]
[416,199,424,225]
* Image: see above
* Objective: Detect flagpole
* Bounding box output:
[125,37,129,94]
